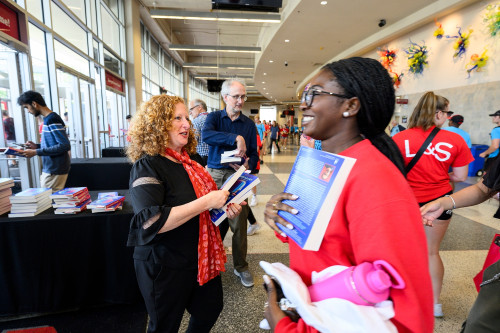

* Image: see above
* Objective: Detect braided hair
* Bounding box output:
[323,57,406,175]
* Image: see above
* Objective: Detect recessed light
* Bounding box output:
[285,39,290,43]
[266,93,269,95]
[269,60,274,63]
[320,1,328,5]
[263,88,266,90]
[263,73,267,75]
[262,81,266,84]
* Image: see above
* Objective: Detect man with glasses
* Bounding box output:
[202,78,258,288]
[189,99,210,166]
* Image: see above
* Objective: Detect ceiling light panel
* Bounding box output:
[151,10,281,23]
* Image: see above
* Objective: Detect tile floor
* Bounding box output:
[182,139,500,332]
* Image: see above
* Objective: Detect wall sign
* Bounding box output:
[0,2,20,41]
[105,70,124,93]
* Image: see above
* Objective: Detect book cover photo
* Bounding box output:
[277,147,356,251]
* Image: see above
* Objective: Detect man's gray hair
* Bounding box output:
[221,78,246,97]
[191,99,207,111]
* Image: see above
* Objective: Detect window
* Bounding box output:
[28,24,51,99]
[52,2,89,54]
[61,0,87,24]
[101,4,120,55]
[26,0,44,23]
[103,48,121,76]
[54,40,90,76]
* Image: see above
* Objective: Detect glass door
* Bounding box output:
[0,43,31,191]
[56,68,97,158]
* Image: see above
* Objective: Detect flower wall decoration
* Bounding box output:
[378,48,397,70]
[434,19,445,39]
[466,50,489,78]
[483,3,500,37]
[405,40,429,75]
[446,27,473,58]
[389,71,404,88]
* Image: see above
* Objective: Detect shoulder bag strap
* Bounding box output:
[405,127,440,174]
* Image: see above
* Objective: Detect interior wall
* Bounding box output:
[363,0,499,145]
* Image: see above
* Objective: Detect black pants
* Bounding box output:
[269,138,280,152]
[134,257,223,333]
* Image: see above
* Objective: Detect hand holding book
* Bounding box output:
[264,193,298,238]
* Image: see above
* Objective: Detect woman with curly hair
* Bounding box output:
[126,95,243,333]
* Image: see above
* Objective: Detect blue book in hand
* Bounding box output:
[277,147,356,251]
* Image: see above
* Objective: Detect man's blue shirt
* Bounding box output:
[442,126,472,148]
[202,109,258,170]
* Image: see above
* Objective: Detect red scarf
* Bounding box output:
[165,148,227,285]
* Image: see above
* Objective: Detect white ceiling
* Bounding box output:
[140,0,480,104]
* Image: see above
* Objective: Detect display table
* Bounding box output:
[0,192,141,316]
[102,147,127,158]
[65,158,131,190]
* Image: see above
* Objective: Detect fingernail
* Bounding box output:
[280,232,287,238]
[291,195,299,199]
[263,274,271,284]
[286,224,294,230]
[291,209,298,215]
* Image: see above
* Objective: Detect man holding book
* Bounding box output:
[18,91,71,192]
[202,78,259,287]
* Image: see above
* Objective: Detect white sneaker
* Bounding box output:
[247,222,261,235]
[434,303,443,318]
[249,194,257,207]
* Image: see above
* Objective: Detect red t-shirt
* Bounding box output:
[393,126,474,202]
[278,140,433,333]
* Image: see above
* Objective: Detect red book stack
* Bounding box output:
[50,187,91,214]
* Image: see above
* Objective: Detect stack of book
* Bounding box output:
[8,188,52,217]
[220,148,244,165]
[210,166,260,226]
[50,187,91,214]
[87,192,125,213]
[0,178,15,215]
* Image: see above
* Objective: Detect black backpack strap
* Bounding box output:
[405,127,440,174]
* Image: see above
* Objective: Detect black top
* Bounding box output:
[127,154,203,269]
[483,155,500,191]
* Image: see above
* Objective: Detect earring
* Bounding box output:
[342,111,350,118]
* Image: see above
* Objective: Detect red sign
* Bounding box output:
[396,98,408,104]
[105,70,124,93]
[0,2,20,41]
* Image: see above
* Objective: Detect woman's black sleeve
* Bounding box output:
[127,157,172,246]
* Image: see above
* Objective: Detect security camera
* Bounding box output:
[378,19,386,27]
[284,61,288,67]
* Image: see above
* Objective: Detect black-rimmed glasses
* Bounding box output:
[227,94,247,102]
[189,105,199,112]
[301,88,350,107]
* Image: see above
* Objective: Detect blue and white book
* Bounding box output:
[210,170,260,226]
[97,192,119,199]
[277,147,356,251]
[9,188,52,204]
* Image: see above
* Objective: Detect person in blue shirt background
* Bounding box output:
[480,110,500,172]
[202,78,258,288]
[18,90,71,192]
[442,114,471,148]
[390,119,406,137]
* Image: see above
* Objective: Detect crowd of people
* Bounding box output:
[10,55,498,332]
[122,58,500,332]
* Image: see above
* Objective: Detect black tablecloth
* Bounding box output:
[66,158,132,190]
[102,147,127,158]
[0,191,140,316]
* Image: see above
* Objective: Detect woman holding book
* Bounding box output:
[126,94,243,333]
[392,92,473,317]
[263,57,433,332]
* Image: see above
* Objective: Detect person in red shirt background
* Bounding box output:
[263,57,433,333]
[393,91,473,318]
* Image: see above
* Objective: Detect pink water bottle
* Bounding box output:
[307,260,405,305]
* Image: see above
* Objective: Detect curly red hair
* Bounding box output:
[126,95,197,162]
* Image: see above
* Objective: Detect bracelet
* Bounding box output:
[444,195,456,214]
